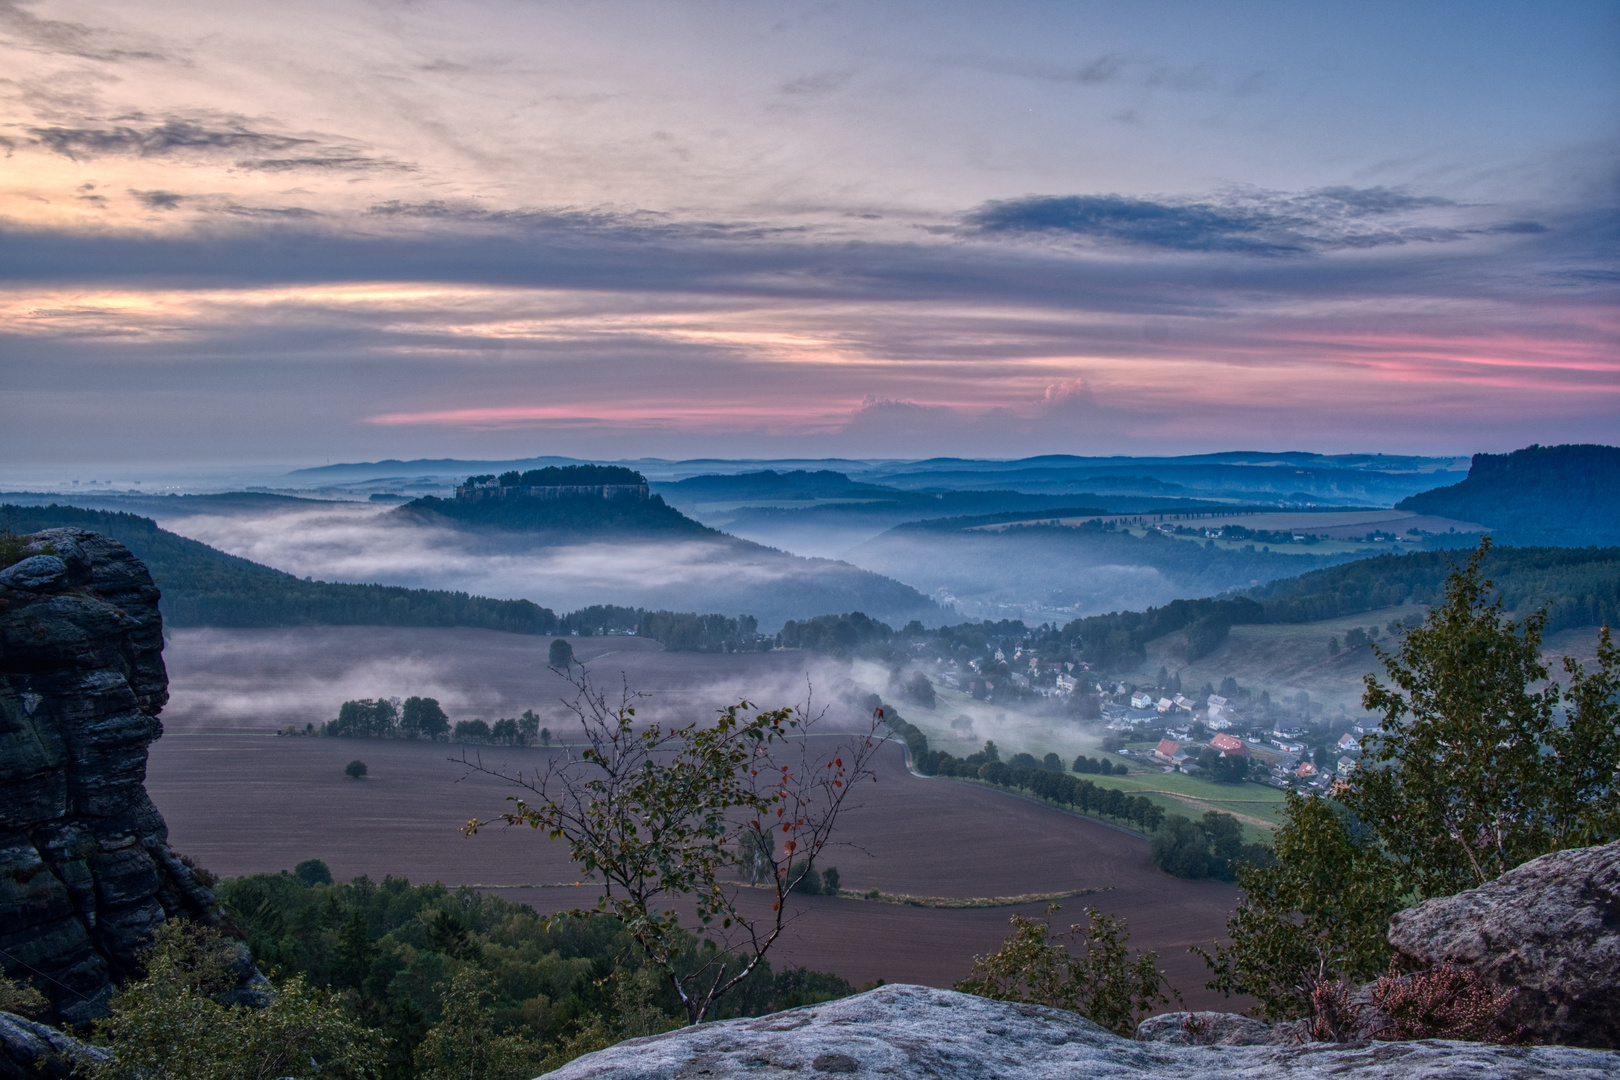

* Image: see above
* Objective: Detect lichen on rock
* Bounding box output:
[540,983,1620,1080]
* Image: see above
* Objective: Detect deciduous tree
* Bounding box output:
[461,674,883,1024]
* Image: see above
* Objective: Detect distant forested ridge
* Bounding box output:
[2,504,559,633]
[769,544,1620,678]
[489,464,646,487]
[1246,544,1620,632]
[1397,443,1620,546]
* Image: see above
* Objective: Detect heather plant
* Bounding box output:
[1368,962,1519,1043]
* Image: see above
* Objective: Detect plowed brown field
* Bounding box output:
[148,627,1246,1010]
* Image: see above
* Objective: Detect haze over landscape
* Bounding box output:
[3,1,1619,1073]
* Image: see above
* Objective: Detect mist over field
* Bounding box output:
[161,627,854,735]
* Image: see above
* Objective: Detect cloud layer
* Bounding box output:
[1,0,1616,464]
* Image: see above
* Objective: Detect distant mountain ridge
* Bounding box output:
[1397,444,1620,546]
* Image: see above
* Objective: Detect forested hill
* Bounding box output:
[1246,544,1620,633]
[2,505,559,633]
[398,492,711,536]
[1396,443,1620,546]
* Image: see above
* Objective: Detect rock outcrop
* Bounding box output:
[0,1009,108,1080]
[1387,839,1620,1048]
[1133,1011,1291,1046]
[541,984,1620,1080]
[0,529,251,1026]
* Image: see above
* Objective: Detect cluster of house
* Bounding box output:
[1150,730,1249,770]
[938,650,1083,700]
[1265,722,1381,793]
[1105,690,1236,731]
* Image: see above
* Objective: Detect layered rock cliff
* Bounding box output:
[0,529,245,1026]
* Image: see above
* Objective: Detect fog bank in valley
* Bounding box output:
[158,504,935,630]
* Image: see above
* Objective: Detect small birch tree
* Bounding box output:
[461,672,883,1024]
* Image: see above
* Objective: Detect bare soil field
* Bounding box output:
[147,713,1243,1009]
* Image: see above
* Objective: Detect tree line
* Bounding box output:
[1248,542,1620,634]
[871,698,1165,833]
[479,464,647,488]
[320,697,553,747]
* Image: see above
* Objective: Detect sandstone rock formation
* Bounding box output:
[541,984,1620,1080]
[0,529,253,1026]
[1387,839,1620,1048]
[0,1009,107,1080]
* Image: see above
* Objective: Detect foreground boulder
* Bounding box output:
[541,984,1618,1079]
[0,1009,108,1080]
[1388,840,1620,1048]
[0,530,256,1026]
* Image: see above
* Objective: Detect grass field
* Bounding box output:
[1127,603,1432,715]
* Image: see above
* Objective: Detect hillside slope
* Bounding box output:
[396,491,939,629]
[1247,543,1620,633]
[848,521,1359,621]
[1397,444,1620,546]
[3,504,559,633]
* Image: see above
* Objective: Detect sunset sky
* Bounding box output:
[2,0,1617,467]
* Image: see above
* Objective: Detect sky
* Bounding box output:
[2,0,1617,469]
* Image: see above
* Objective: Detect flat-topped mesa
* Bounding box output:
[456,464,650,502]
[0,529,257,1026]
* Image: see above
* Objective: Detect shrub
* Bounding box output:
[548,638,575,667]
[293,859,333,887]
[0,972,48,1017]
[343,760,367,780]
[790,865,822,895]
[901,671,936,708]
[92,922,381,1080]
[955,905,1174,1035]
[820,866,840,895]
[1150,811,1257,881]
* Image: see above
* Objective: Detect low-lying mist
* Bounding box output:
[847,526,1360,623]
[159,504,935,629]
[162,627,860,734]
